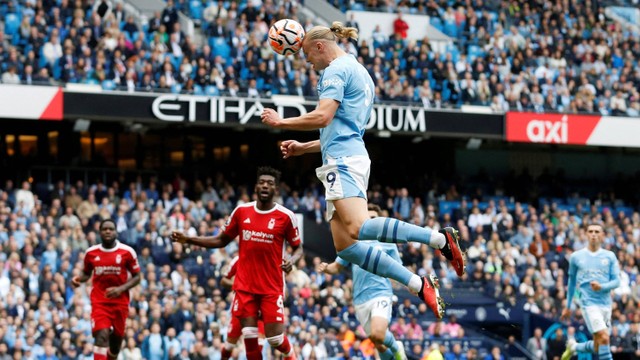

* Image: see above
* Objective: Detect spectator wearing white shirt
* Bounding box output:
[15,181,35,213]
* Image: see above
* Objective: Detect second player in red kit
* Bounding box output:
[72,219,142,360]
[172,167,303,360]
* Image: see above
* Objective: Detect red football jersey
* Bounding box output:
[223,202,301,295]
[83,241,140,306]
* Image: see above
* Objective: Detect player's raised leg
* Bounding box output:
[331,208,445,319]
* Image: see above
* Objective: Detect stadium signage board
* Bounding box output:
[150,95,429,132]
[506,111,640,147]
[0,85,63,120]
[64,91,502,137]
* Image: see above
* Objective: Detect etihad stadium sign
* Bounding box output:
[150,94,431,133]
[63,90,503,138]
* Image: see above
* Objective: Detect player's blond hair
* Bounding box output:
[304,21,358,43]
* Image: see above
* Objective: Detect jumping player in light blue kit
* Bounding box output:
[261,21,465,320]
[561,223,620,360]
[317,204,407,360]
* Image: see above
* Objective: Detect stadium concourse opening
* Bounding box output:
[0,119,455,188]
[1,118,639,205]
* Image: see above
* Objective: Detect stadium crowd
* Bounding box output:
[0,171,639,359]
[0,0,639,116]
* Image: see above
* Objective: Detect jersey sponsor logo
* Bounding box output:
[94,266,122,275]
[268,218,275,230]
[244,218,251,224]
[115,254,122,264]
[242,230,275,243]
[321,78,345,89]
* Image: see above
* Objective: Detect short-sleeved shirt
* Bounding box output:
[83,240,140,306]
[222,202,301,295]
[568,248,620,308]
[317,54,375,164]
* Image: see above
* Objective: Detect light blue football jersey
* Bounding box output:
[317,54,375,164]
[336,241,401,305]
[567,248,620,308]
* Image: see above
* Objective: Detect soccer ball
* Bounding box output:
[268,19,305,56]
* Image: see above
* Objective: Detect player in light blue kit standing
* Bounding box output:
[261,21,466,319]
[560,223,620,360]
[317,204,407,360]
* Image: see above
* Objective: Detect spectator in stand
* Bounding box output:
[393,11,409,39]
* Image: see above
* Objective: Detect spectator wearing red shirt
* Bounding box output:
[393,11,409,39]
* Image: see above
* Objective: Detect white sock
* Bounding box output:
[408,275,422,293]
[430,230,446,249]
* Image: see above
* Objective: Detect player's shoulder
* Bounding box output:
[602,248,618,259]
[239,202,257,211]
[86,244,103,255]
[573,248,588,256]
[274,203,296,217]
[115,241,138,258]
[231,201,255,216]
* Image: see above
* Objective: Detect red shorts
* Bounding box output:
[92,304,128,337]
[232,290,285,324]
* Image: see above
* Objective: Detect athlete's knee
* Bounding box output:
[93,330,110,346]
[374,342,387,353]
[266,333,285,348]
[369,332,384,345]
[595,331,610,345]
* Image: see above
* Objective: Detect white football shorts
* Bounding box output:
[315,155,370,221]
[355,296,393,335]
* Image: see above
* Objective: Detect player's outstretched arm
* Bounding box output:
[280,140,321,159]
[261,99,340,130]
[316,261,344,275]
[171,231,233,249]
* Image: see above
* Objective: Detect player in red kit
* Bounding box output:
[72,219,141,360]
[172,167,303,360]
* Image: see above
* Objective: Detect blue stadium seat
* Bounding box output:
[205,85,220,96]
[4,13,20,36]
[444,21,458,38]
[438,200,460,215]
[171,83,183,94]
[102,80,116,90]
[189,0,203,21]
[234,67,247,81]
[430,17,443,32]
[210,37,231,59]
[194,84,204,95]
[170,55,183,70]
[255,77,264,91]
[467,44,484,61]
[52,64,62,79]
